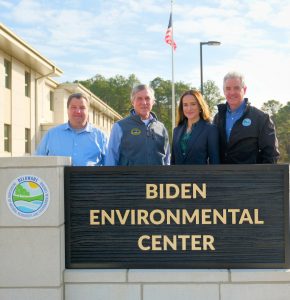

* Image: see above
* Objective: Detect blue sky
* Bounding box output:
[1,0,290,108]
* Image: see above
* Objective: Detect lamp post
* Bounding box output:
[200,41,221,95]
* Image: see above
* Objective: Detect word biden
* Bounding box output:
[146,183,206,199]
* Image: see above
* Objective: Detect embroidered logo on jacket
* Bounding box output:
[131,128,141,135]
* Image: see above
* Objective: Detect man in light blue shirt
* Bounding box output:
[36,93,107,166]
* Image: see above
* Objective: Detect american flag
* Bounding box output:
[165,12,176,50]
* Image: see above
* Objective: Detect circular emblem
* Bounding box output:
[242,118,251,127]
[131,128,141,136]
[6,175,50,219]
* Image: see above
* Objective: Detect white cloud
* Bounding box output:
[206,47,290,107]
[216,0,244,9]
[246,1,272,22]
[1,0,289,109]
[115,0,165,13]
[147,24,164,33]
[0,0,13,8]
[175,2,240,18]
[270,4,290,28]
[137,50,164,60]
[175,10,270,49]
[10,0,55,24]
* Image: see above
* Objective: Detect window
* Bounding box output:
[49,91,54,111]
[25,128,31,154]
[4,59,11,89]
[4,124,11,152]
[96,111,99,125]
[93,110,96,124]
[25,71,31,97]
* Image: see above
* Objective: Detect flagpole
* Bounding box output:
[171,0,175,134]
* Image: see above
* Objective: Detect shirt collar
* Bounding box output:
[227,99,246,114]
[186,118,201,128]
[130,109,157,123]
[64,122,93,133]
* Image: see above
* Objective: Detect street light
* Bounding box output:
[200,41,221,95]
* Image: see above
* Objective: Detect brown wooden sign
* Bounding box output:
[65,165,290,269]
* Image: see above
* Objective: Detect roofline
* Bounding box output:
[58,82,123,120]
[0,22,63,76]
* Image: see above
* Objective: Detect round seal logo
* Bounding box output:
[6,175,50,219]
[131,128,141,136]
[242,118,252,127]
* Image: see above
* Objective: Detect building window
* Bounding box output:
[49,91,54,111]
[4,124,11,152]
[96,111,99,125]
[25,128,31,154]
[25,71,31,97]
[4,59,11,89]
[93,110,96,124]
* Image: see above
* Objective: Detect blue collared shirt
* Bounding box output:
[105,122,123,166]
[226,100,246,142]
[35,122,107,166]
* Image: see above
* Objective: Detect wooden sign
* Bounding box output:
[65,165,290,269]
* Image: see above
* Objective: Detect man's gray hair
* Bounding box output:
[131,84,155,102]
[223,71,246,88]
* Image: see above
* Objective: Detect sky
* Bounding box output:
[1,0,290,108]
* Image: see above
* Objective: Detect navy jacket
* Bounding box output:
[171,119,220,165]
[213,100,279,164]
[118,111,169,165]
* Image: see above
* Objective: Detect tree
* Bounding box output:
[78,74,140,116]
[15,184,30,196]
[150,77,191,137]
[202,80,224,115]
[77,74,223,138]
[261,100,290,162]
[274,102,290,162]
[261,100,283,117]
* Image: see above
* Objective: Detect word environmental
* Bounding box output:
[89,182,264,252]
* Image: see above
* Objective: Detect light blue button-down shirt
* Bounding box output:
[35,122,107,166]
[226,100,246,142]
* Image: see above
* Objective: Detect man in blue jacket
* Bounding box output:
[105,84,170,166]
[36,93,107,166]
[213,71,279,164]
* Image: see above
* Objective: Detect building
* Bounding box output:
[0,23,121,158]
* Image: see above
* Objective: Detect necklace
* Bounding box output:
[186,126,192,133]
[186,118,199,133]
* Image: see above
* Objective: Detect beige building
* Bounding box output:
[0,23,121,158]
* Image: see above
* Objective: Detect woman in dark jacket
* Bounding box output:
[171,90,219,164]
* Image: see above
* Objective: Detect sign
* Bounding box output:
[65,165,290,269]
